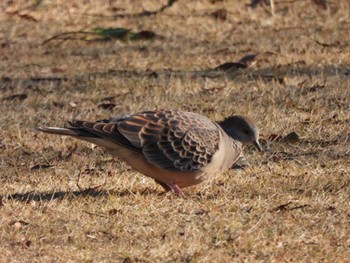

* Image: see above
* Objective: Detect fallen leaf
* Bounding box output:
[202,107,216,114]
[210,9,227,20]
[147,71,159,78]
[193,209,208,215]
[108,6,125,12]
[282,132,300,143]
[52,101,65,108]
[51,67,65,73]
[285,98,294,107]
[301,118,311,124]
[5,7,19,14]
[130,30,157,40]
[30,164,54,170]
[326,205,336,211]
[10,220,30,229]
[247,0,266,8]
[18,13,37,22]
[312,0,327,10]
[214,62,247,71]
[2,93,28,101]
[69,102,77,108]
[230,164,247,170]
[238,54,257,65]
[0,140,6,149]
[209,0,224,3]
[98,103,117,110]
[315,40,340,47]
[23,240,32,248]
[108,208,122,215]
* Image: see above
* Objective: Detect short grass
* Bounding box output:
[1,0,349,262]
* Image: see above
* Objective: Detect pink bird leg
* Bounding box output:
[170,183,186,198]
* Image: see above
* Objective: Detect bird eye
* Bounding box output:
[243,129,250,135]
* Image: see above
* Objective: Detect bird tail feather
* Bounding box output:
[36,127,80,136]
[36,126,121,150]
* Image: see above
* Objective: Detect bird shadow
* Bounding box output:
[0,187,160,204]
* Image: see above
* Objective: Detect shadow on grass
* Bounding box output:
[2,63,349,93]
[0,188,159,203]
[90,63,350,80]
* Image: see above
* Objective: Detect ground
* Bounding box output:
[0,0,349,262]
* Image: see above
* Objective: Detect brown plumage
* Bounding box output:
[37,109,262,196]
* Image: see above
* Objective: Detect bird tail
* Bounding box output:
[36,127,81,136]
[36,126,120,150]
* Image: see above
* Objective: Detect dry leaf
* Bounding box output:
[69,102,77,108]
[30,164,54,170]
[248,0,269,8]
[193,209,208,215]
[0,140,6,149]
[108,208,122,215]
[23,240,32,248]
[2,93,28,101]
[282,132,300,143]
[5,7,19,14]
[312,0,327,10]
[209,0,224,3]
[131,30,158,40]
[18,13,37,22]
[98,103,117,110]
[238,54,257,65]
[52,101,65,108]
[51,67,65,73]
[11,220,30,229]
[211,9,227,20]
[214,62,247,71]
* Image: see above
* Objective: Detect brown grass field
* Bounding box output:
[1,0,350,262]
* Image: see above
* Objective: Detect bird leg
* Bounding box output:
[154,179,172,192]
[154,180,185,197]
[169,183,186,198]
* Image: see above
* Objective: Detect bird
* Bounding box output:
[36,109,262,197]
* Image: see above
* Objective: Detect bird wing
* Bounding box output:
[69,110,220,172]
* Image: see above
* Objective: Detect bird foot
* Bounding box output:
[154,179,185,197]
[170,183,186,198]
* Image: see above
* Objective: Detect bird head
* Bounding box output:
[219,115,262,152]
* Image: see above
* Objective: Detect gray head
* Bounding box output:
[219,115,262,152]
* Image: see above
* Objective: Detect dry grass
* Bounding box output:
[1,0,350,262]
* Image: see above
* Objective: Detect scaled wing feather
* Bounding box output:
[69,110,220,172]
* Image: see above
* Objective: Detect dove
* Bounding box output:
[36,110,262,196]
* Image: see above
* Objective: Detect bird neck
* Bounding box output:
[218,120,240,142]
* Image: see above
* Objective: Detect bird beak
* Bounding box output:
[253,140,262,152]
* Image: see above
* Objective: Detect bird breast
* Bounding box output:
[199,131,242,180]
